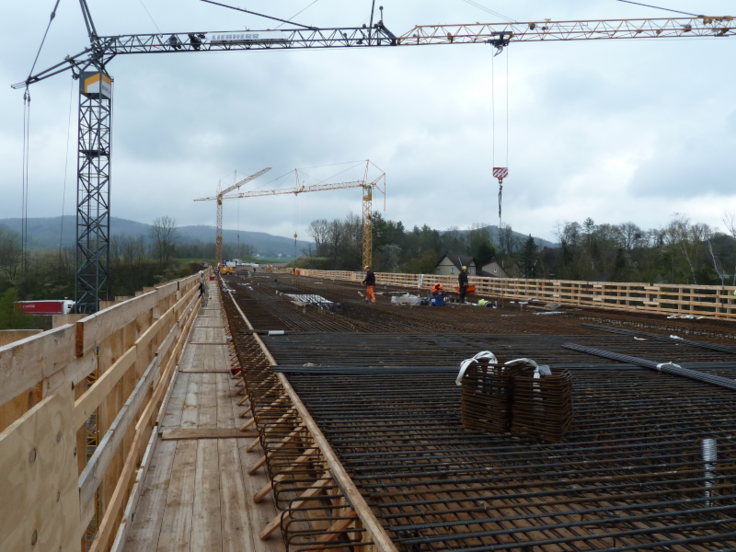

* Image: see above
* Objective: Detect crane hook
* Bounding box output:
[489,32,510,56]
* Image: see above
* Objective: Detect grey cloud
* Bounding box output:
[2,0,736,246]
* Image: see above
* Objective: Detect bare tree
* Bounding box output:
[307,219,330,255]
[663,214,710,284]
[123,235,147,265]
[498,224,517,255]
[556,221,582,248]
[0,227,22,284]
[326,219,344,268]
[723,212,736,285]
[617,222,643,252]
[150,216,178,271]
[707,239,726,286]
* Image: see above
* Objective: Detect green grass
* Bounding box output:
[255,257,296,263]
[176,258,215,265]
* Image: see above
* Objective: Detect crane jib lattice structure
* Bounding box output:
[196,160,386,269]
[12,2,736,312]
[197,168,272,268]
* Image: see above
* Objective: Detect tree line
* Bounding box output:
[304,213,500,274]
[547,214,736,285]
[0,216,229,328]
[300,211,736,286]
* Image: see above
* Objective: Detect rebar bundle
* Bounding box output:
[511,368,574,442]
[460,360,516,433]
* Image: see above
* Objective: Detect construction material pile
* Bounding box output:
[459,353,574,442]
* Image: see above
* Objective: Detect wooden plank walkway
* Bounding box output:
[123,285,284,552]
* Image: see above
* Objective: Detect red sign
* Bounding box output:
[15,301,67,315]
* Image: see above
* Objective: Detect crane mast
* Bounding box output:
[12,4,736,311]
[194,167,271,266]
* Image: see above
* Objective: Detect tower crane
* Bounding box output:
[12,0,736,312]
[194,167,271,266]
[206,160,387,269]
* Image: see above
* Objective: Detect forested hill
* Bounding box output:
[0,216,312,257]
[451,225,556,249]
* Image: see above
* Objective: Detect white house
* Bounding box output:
[481,259,508,278]
[435,253,481,276]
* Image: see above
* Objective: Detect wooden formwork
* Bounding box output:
[0,271,205,552]
[279,268,736,319]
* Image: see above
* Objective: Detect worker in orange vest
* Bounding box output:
[431,283,444,295]
[362,265,376,304]
[295,267,301,276]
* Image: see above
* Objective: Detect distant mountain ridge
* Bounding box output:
[0,216,313,257]
[447,225,557,249]
[0,217,556,256]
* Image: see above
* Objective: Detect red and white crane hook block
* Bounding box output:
[493,167,509,183]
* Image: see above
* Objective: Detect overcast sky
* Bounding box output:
[1,1,735,243]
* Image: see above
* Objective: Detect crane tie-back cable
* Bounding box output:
[28,0,62,79]
[615,0,700,17]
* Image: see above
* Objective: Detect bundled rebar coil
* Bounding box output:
[511,368,574,442]
[461,360,524,433]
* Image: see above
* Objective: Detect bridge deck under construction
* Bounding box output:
[126,271,736,551]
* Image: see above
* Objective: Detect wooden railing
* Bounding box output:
[278,268,736,320]
[0,271,206,552]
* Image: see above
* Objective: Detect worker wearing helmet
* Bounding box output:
[362,265,376,304]
[458,265,469,304]
[431,283,444,295]
[198,270,209,307]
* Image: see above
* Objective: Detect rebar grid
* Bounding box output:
[286,367,736,552]
[263,333,736,367]
[227,273,736,342]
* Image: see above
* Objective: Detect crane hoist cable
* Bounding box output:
[22,89,31,278]
[293,193,299,258]
[21,0,60,281]
[236,172,240,255]
[59,78,75,252]
[491,43,510,230]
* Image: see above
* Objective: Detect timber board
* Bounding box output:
[122,286,285,552]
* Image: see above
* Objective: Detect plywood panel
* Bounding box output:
[0,385,79,552]
[0,324,76,407]
[0,329,43,346]
[0,381,43,433]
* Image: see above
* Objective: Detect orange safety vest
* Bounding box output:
[432,284,444,293]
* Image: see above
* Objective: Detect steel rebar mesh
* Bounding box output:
[286,368,736,551]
